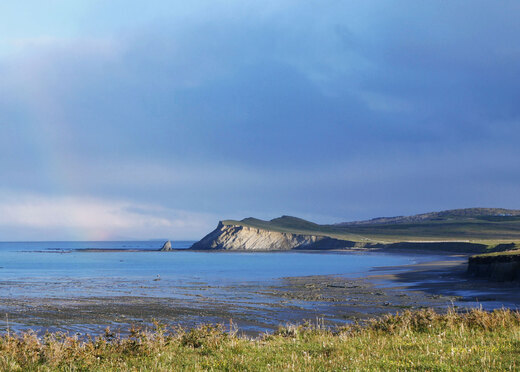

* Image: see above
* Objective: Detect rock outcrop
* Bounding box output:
[467,252,520,281]
[190,222,353,251]
[160,240,173,251]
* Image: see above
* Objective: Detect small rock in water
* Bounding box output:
[160,240,172,251]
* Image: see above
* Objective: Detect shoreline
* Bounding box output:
[0,252,517,337]
[32,247,481,256]
[185,247,482,255]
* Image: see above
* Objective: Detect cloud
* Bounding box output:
[0,193,215,240]
[0,1,519,237]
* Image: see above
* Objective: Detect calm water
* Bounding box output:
[0,241,431,298]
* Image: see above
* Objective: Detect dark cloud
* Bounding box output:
[0,1,519,238]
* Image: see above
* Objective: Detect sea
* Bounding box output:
[1,241,514,335]
[0,240,428,298]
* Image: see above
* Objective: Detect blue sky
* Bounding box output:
[0,1,519,240]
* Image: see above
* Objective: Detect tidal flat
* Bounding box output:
[0,251,518,337]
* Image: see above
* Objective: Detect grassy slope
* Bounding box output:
[474,249,520,257]
[1,308,519,371]
[223,209,520,250]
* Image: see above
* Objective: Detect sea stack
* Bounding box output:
[160,240,172,251]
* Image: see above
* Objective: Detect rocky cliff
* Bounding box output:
[189,212,519,252]
[467,252,520,281]
[190,221,353,251]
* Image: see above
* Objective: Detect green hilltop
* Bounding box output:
[222,208,520,251]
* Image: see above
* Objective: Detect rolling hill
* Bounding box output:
[203,208,520,251]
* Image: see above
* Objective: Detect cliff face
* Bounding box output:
[190,222,352,251]
[467,253,520,281]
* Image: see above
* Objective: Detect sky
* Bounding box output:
[0,1,519,240]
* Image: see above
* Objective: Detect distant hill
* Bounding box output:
[221,208,520,244]
[336,208,520,226]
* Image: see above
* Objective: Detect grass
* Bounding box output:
[222,212,520,252]
[1,308,519,371]
[472,249,520,258]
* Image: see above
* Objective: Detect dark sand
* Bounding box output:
[0,253,518,336]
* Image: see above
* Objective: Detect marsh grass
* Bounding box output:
[0,308,519,371]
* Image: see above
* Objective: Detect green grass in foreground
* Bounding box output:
[1,308,519,371]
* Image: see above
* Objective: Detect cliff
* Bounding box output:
[189,211,520,252]
[190,221,353,251]
[467,250,520,281]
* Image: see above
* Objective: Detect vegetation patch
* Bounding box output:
[472,248,520,259]
[0,308,519,371]
[220,209,520,252]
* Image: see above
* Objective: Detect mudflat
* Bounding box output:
[0,252,517,337]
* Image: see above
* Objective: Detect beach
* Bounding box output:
[0,247,517,337]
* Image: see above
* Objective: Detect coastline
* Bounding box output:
[0,251,516,337]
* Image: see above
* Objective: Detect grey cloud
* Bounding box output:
[0,1,519,239]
